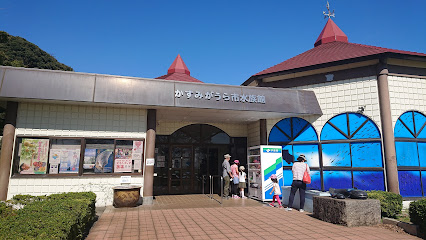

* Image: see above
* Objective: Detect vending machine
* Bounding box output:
[247,145,283,201]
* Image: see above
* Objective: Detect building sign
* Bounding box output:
[174,89,266,104]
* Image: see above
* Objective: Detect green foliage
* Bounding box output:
[367,190,403,218]
[409,199,426,234]
[0,201,14,218]
[0,192,96,240]
[0,31,73,71]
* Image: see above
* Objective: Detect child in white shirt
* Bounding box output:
[269,174,282,208]
[239,166,247,198]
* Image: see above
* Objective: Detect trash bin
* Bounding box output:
[112,185,141,207]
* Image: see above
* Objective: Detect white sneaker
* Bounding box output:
[285,207,292,211]
[299,209,304,212]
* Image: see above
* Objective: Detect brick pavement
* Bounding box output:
[86,195,419,240]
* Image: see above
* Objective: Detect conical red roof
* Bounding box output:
[314,18,348,47]
[168,54,190,75]
[156,54,203,83]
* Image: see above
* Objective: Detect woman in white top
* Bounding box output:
[286,154,310,212]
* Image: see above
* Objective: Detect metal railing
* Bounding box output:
[202,175,223,204]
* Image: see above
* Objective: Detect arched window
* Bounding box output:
[394,111,426,197]
[320,113,384,191]
[268,117,321,190]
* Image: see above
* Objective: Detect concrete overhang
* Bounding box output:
[0,66,322,122]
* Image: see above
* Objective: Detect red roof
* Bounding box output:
[254,20,426,77]
[156,54,203,83]
[314,18,348,47]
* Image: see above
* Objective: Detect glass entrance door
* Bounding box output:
[169,146,193,194]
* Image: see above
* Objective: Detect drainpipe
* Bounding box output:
[377,58,400,194]
[260,119,267,145]
[143,109,156,205]
[0,102,18,201]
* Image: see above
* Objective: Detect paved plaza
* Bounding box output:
[86,195,418,240]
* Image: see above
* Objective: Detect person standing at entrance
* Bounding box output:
[231,160,240,198]
[239,166,247,199]
[287,154,310,212]
[222,154,233,199]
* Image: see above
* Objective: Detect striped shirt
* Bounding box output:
[292,162,310,181]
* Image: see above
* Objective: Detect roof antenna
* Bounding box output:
[323,1,335,19]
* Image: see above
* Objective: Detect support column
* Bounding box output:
[260,119,267,145]
[377,59,399,194]
[0,102,18,201]
[143,109,156,205]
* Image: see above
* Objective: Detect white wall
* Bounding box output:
[8,102,147,206]
[388,75,426,126]
[267,76,381,139]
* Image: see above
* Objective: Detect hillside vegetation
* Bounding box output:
[0,31,73,71]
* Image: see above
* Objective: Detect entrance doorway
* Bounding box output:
[154,124,247,195]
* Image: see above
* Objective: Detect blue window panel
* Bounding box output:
[283,169,293,186]
[329,114,348,136]
[394,119,415,138]
[275,118,292,138]
[293,144,320,168]
[322,143,351,167]
[353,171,385,191]
[293,124,317,142]
[321,123,347,140]
[400,112,415,135]
[419,143,426,167]
[282,144,294,166]
[348,113,367,137]
[422,171,426,197]
[418,126,426,139]
[351,142,383,167]
[307,170,321,190]
[395,142,419,166]
[352,120,380,139]
[398,171,422,197]
[323,171,352,191]
[414,112,426,136]
[269,127,291,143]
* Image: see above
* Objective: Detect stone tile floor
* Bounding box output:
[86,195,419,240]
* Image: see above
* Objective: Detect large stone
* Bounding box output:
[313,196,381,227]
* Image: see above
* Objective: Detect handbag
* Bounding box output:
[302,164,311,184]
[233,175,239,184]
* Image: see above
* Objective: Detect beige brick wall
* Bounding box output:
[16,102,147,138]
[388,75,426,126]
[156,120,247,137]
[283,76,381,138]
[247,121,260,147]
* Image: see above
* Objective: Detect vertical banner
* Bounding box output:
[261,145,283,201]
[132,141,143,160]
[19,139,49,174]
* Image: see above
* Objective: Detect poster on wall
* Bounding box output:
[59,149,80,173]
[157,156,165,168]
[83,149,96,170]
[114,159,132,172]
[19,139,49,174]
[132,141,143,160]
[94,149,113,173]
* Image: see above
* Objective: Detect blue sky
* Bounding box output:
[1,0,425,85]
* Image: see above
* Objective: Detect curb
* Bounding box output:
[382,217,420,237]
